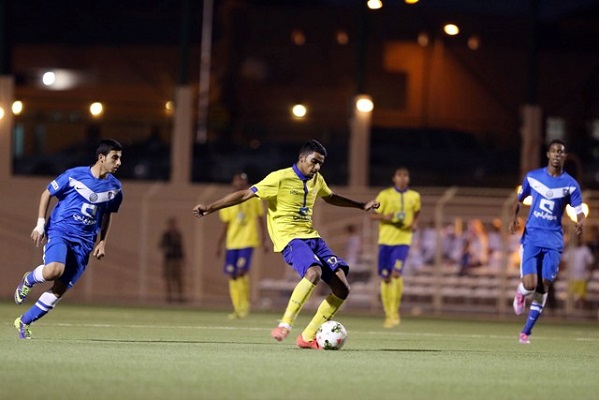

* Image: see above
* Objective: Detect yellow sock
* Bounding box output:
[228,279,241,314]
[301,293,344,341]
[239,274,250,316]
[391,276,404,323]
[380,280,393,319]
[280,278,316,328]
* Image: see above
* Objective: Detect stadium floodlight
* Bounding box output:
[12,101,23,115]
[443,24,460,36]
[89,102,104,118]
[292,103,307,119]
[355,96,374,113]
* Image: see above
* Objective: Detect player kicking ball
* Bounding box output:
[509,139,585,344]
[193,140,379,349]
[14,139,124,339]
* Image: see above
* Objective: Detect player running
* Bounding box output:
[13,139,124,339]
[509,139,585,344]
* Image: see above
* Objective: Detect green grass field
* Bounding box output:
[1,301,598,400]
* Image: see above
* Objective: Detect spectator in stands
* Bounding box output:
[216,172,268,319]
[371,167,421,328]
[344,224,363,267]
[420,220,436,265]
[193,140,379,349]
[585,225,599,271]
[458,219,489,276]
[486,219,503,270]
[13,139,123,340]
[159,217,186,303]
[564,235,594,309]
[509,139,585,344]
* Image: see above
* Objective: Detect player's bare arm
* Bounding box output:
[193,188,257,218]
[31,189,52,247]
[322,193,379,211]
[508,201,521,234]
[93,213,114,259]
[575,213,585,237]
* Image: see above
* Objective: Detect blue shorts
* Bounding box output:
[377,245,410,278]
[520,244,562,282]
[43,236,92,289]
[282,238,348,283]
[223,248,254,275]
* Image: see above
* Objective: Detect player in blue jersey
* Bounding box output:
[509,139,585,344]
[13,139,124,339]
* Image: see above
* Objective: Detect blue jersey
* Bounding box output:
[46,166,123,246]
[518,167,582,251]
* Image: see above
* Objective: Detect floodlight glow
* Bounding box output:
[292,104,307,118]
[42,71,56,86]
[367,0,382,10]
[405,0,419,4]
[443,24,460,36]
[12,101,23,115]
[40,69,83,90]
[0,106,4,120]
[355,96,374,113]
[516,185,532,206]
[89,102,104,117]
[566,203,589,223]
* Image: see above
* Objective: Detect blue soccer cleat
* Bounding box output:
[14,273,33,305]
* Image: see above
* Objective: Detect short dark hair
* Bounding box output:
[96,139,123,158]
[299,139,327,158]
[547,139,566,151]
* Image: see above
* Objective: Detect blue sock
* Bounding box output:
[522,301,544,335]
[21,293,59,324]
[25,271,36,286]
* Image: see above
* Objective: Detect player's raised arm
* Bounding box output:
[193,188,257,218]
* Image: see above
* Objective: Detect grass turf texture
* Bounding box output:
[1,302,598,400]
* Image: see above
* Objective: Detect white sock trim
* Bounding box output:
[38,291,60,309]
[33,265,46,283]
[518,282,534,297]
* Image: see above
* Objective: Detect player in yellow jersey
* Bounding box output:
[193,140,379,349]
[217,172,268,319]
[371,167,421,328]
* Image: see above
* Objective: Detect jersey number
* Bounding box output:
[539,199,555,214]
[81,203,98,218]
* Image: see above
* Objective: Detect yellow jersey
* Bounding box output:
[218,197,264,249]
[251,165,333,252]
[375,187,421,246]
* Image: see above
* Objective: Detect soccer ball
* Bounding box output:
[316,320,347,350]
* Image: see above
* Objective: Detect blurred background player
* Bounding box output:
[509,139,585,344]
[216,172,268,318]
[193,140,379,349]
[13,139,124,339]
[563,235,594,309]
[371,167,421,328]
[159,217,186,303]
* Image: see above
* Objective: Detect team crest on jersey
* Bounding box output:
[546,190,553,198]
[89,193,98,202]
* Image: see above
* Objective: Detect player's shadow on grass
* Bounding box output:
[88,339,280,345]
[342,349,442,353]
[87,339,444,352]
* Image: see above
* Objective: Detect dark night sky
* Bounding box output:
[6,0,599,48]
